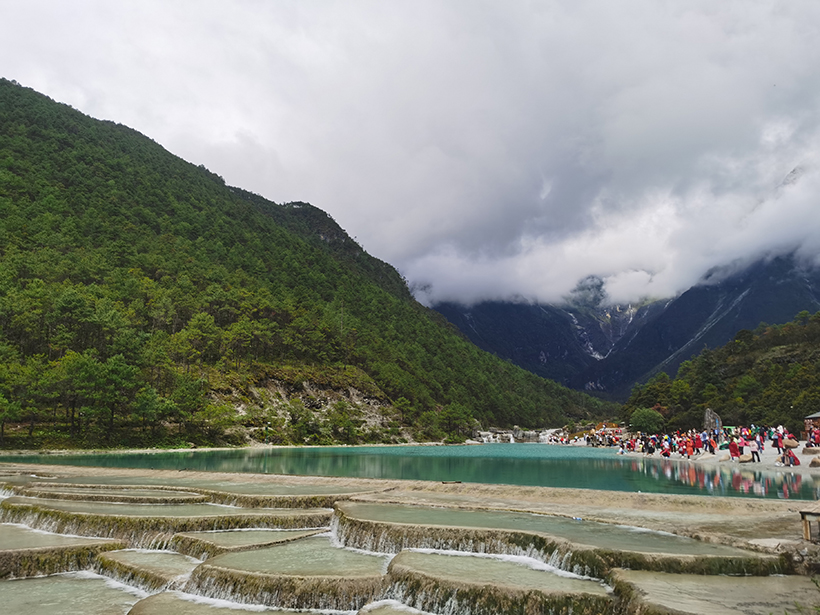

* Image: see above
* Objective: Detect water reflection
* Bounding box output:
[618,456,810,499]
[9,445,818,500]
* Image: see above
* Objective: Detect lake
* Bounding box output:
[7,443,816,499]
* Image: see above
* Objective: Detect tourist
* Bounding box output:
[728,438,740,462]
[749,437,760,463]
[708,434,717,455]
[778,448,800,467]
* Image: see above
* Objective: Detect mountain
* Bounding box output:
[621,309,820,435]
[435,255,820,400]
[0,79,614,449]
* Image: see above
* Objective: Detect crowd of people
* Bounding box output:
[614,424,814,467]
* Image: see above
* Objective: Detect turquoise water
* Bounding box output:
[6,444,817,499]
[340,502,753,556]
[205,535,388,577]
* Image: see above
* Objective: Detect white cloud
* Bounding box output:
[2,1,820,306]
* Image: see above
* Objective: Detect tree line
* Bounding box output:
[622,310,820,435]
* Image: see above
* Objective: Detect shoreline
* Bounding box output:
[3,439,819,470]
[618,441,820,478]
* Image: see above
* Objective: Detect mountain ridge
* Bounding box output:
[435,254,820,400]
[0,78,614,448]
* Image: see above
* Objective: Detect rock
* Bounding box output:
[810,457,820,468]
[719,454,730,462]
[784,438,799,449]
[704,407,722,432]
[738,454,753,463]
[803,447,820,455]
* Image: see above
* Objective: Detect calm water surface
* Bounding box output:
[8,444,817,500]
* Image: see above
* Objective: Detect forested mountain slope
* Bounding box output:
[622,310,820,435]
[0,79,612,448]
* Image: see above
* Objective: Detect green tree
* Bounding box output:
[0,393,21,446]
[630,407,665,434]
[438,402,473,443]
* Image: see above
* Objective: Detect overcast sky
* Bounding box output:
[3,1,820,306]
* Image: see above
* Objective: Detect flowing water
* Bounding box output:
[390,550,608,594]
[611,569,820,614]
[12,485,205,502]
[339,502,754,556]
[128,590,302,614]
[0,522,113,549]
[98,549,201,582]
[29,475,373,496]
[203,535,388,577]
[175,528,323,548]
[0,453,811,614]
[359,600,439,614]
[2,496,327,518]
[9,444,817,499]
[0,571,146,614]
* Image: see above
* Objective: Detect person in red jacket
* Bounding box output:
[779,449,800,467]
[728,438,740,462]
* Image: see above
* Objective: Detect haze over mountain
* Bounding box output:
[3,2,820,311]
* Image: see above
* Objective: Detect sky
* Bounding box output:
[3,1,820,306]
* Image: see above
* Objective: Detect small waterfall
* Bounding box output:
[508,433,514,443]
[184,563,386,611]
[0,542,125,579]
[384,560,613,615]
[0,500,332,549]
[333,511,592,574]
[92,549,201,593]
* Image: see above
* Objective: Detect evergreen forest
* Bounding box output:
[622,310,820,435]
[0,79,614,449]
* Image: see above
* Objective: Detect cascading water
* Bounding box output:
[93,549,202,592]
[0,465,804,615]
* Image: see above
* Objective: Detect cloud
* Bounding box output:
[3,1,820,306]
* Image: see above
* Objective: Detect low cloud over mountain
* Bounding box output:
[4,1,820,305]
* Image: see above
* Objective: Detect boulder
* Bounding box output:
[810,457,820,468]
[784,438,799,449]
[738,454,753,463]
[803,447,820,455]
[719,454,730,462]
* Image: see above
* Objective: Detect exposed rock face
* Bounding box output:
[434,254,820,399]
